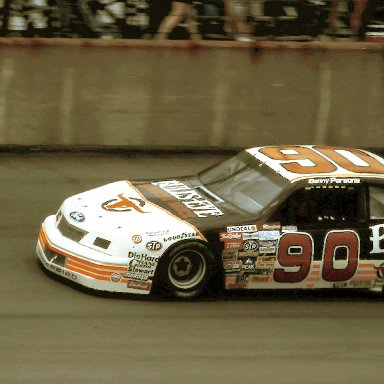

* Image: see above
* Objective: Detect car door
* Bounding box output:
[366,183,384,290]
[269,182,369,290]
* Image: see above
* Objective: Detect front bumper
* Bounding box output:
[36,216,152,294]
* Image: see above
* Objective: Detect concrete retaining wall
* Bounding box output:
[0,41,382,150]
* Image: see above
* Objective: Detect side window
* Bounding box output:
[369,185,384,220]
[275,186,365,226]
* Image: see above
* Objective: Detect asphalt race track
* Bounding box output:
[1,152,384,384]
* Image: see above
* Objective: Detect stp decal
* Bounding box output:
[102,194,149,213]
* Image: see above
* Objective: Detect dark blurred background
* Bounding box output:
[0,1,383,41]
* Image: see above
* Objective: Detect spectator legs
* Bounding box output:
[155,1,200,40]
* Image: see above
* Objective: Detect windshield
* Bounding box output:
[198,152,289,214]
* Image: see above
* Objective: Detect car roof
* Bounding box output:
[246,145,384,183]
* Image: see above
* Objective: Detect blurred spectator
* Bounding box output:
[0,0,11,36]
[3,0,54,37]
[147,0,170,38]
[350,0,366,35]
[154,0,200,40]
[328,0,379,39]
[357,0,379,39]
[56,0,101,37]
[194,0,229,40]
[124,0,150,38]
[224,0,255,41]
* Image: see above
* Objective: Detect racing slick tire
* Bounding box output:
[155,242,216,299]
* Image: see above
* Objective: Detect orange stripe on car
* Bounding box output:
[66,262,129,283]
[66,258,125,276]
[356,270,377,276]
[351,276,376,281]
[66,262,111,281]
[38,232,45,248]
[40,226,128,273]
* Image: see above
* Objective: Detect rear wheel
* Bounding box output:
[156,242,215,299]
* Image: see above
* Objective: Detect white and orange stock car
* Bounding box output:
[37,145,384,298]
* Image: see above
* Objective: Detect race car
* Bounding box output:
[37,145,384,299]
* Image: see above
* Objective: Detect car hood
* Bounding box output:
[61,180,203,239]
[62,178,238,237]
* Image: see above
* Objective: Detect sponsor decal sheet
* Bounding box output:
[221,223,282,289]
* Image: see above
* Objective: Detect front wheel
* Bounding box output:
[155,242,215,299]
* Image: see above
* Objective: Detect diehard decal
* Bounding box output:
[102,194,149,213]
[128,252,159,268]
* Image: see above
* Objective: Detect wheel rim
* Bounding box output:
[168,249,207,290]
